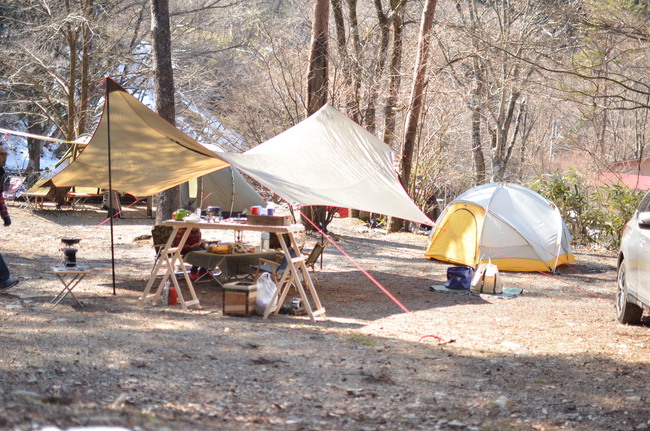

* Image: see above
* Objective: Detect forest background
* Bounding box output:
[1,0,649,247]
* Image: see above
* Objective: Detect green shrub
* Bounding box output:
[595,183,644,248]
[527,169,644,249]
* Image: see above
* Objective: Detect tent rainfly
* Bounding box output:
[189,165,264,214]
[424,183,575,272]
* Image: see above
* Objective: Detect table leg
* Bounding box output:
[139,226,181,307]
[262,231,326,321]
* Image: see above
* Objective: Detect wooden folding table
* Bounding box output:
[137,219,326,320]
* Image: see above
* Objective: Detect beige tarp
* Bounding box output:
[49,79,229,196]
[219,104,434,226]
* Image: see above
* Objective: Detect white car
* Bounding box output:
[617,192,650,324]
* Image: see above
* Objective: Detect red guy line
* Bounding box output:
[299,210,411,313]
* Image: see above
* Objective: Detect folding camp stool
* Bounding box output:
[50,266,90,307]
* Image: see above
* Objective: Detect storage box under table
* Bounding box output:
[223,281,257,316]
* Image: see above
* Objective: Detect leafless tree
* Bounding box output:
[306,0,330,116]
[0,0,150,175]
[151,0,180,223]
[389,0,438,232]
[302,0,332,231]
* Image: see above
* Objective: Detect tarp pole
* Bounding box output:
[551,211,564,273]
[106,79,117,295]
[228,167,236,216]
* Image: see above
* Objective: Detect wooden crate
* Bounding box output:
[246,215,289,226]
[223,281,257,316]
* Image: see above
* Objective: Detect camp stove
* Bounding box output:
[60,237,82,268]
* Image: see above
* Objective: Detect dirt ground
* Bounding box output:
[1,202,649,431]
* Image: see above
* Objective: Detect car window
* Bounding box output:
[638,192,650,213]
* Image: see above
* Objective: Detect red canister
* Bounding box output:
[169,285,178,305]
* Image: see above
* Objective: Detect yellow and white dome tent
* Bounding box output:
[425,182,575,272]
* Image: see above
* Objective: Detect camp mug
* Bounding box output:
[250,206,261,215]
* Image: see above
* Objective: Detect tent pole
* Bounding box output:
[106,80,117,296]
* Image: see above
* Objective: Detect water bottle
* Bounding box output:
[162,279,170,305]
[261,232,270,250]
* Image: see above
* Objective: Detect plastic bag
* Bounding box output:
[255,273,278,315]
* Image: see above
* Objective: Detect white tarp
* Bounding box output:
[219,104,433,226]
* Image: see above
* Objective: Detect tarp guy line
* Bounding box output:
[299,210,410,314]
[0,127,87,145]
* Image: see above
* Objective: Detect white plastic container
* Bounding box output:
[260,232,270,250]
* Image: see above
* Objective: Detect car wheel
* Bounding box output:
[616,262,643,325]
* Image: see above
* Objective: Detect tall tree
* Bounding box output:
[553,0,650,169]
[0,0,148,176]
[303,0,331,231]
[331,0,362,123]
[389,0,439,232]
[306,0,330,117]
[382,0,408,148]
[151,0,179,224]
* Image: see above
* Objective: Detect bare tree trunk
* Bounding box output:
[331,0,362,123]
[151,0,179,224]
[51,13,77,205]
[346,0,361,123]
[26,118,44,174]
[306,0,329,117]
[471,65,486,185]
[303,0,331,232]
[364,0,392,135]
[63,11,78,143]
[78,0,93,142]
[454,0,487,185]
[388,0,438,233]
[382,0,407,147]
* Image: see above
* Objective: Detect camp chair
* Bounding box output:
[252,249,296,283]
[302,239,328,287]
[23,184,54,211]
[2,176,26,207]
